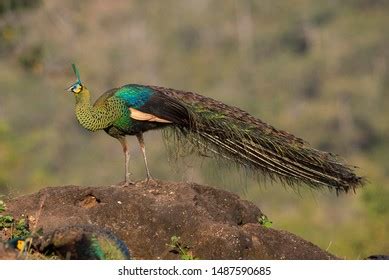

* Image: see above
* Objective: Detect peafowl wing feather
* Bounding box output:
[113,84,191,126]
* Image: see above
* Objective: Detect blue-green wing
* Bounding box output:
[113,84,191,125]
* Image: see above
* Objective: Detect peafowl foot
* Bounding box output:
[114,180,135,188]
[143,176,157,187]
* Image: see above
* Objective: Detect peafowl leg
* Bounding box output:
[136,133,152,180]
[118,137,132,185]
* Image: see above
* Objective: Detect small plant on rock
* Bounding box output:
[167,235,199,260]
[258,214,273,228]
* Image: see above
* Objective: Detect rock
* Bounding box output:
[0,242,19,260]
[0,180,337,259]
[33,224,132,260]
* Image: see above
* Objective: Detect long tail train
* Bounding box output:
[151,85,365,194]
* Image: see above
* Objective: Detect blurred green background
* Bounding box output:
[1,0,388,259]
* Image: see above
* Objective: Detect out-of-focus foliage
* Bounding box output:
[0,0,388,258]
[0,0,40,15]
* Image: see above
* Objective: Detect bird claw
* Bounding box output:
[143,176,157,187]
[114,180,135,188]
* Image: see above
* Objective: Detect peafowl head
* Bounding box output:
[67,64,89,102]
[68,82,83,94]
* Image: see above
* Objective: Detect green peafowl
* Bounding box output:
[67,64,364,193]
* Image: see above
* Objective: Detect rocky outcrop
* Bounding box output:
[0,180,336,259]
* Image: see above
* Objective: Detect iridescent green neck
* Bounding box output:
[75,89,116,132]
